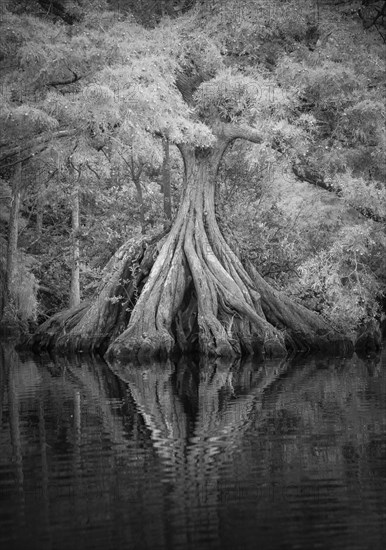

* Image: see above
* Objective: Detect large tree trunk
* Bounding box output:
[107,144,289,360]
[33,139,353,360]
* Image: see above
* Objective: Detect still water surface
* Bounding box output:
[0,344,385,550]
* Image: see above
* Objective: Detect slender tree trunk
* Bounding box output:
[36,197,44,238]
[162,138,172,225]
[69,178,80,309]
[2,153,21,319]
[133,176,146,234]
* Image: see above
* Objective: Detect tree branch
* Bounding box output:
[85,162,101,180]
[214,123,264,145]
[293,162,385,223]
[48,70,82,88]
[0,129,78,163]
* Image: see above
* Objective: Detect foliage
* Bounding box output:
[330,172,386,222]
[291,225,384,334]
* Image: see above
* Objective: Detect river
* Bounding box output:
[0,344,385,550]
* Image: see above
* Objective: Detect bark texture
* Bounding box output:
[162,138,172,224]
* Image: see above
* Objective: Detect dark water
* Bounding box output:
[0,345,385,550]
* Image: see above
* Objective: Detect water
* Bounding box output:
[0,344,385,550]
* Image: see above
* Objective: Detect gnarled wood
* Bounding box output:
[106,144,288,360]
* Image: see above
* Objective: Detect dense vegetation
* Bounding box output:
[1,0,385,357]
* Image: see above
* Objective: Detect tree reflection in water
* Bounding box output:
[108,356,290,548]
[0,343,385,550]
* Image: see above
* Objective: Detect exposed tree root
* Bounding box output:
[32,302,91,351]
[247,262,354,355]
[33,232,164,354]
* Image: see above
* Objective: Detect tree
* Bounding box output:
[69,160,81,308]
[2,152,22,321]
[32,20,353,359]
[0,163,39,331]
